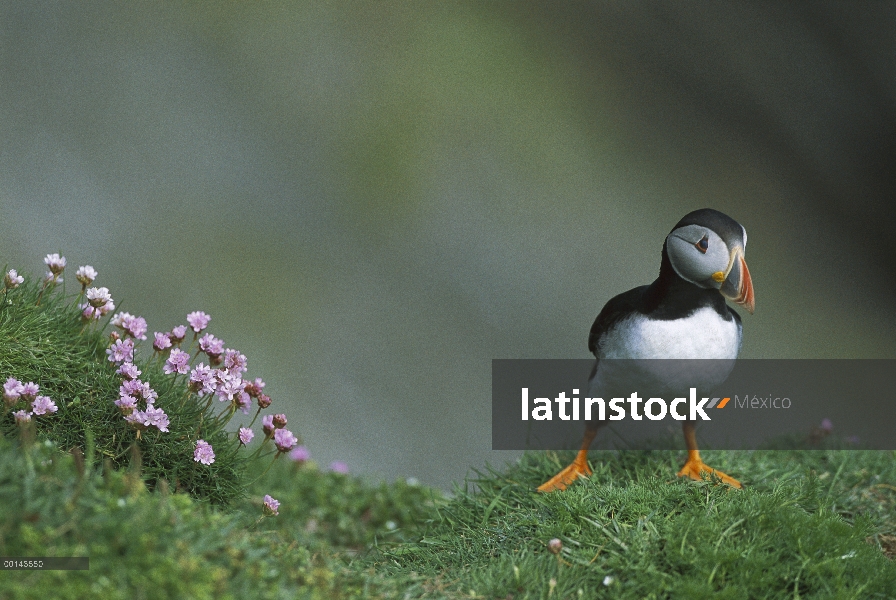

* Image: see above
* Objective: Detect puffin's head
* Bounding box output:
[665,208,754,314]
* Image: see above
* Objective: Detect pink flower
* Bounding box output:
[43,272,61,285]
[169,325,188,343]
[118,363,141,380]
[820,418,833,433]
[143,406,169,432]
[3,377,23,404]
[120,379,144,398]
[20,382,39,400]
[106,338,135,363]
[85,287,113,308]
[4,269,23,289]
[289,445,310,462]
[186,311,211,333]
[31,395,57,415]
[244,378,265,398]
[262,414,275,435]
[122,316,148,340]
[215,372,244,402]
[114,394,138,414]
[189,363,216,395]
[75,265,97,286]
[238,427,254,445]
[194,439,215,465]
[257,393,272,409]
[274,428,298,453]
[12,410,31,424]
[262,494,280,516]
[164,348,190,375]
[153,332,172,351]
[124,410,146,429]
[140,381,158,404]
[329,461,349,474]
[223,349,247,375]
[44,253,66,275]
[198,333,224,358]
[237,391,252,414]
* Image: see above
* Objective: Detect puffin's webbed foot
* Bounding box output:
[677,457,741,488]
[537,456,592,492]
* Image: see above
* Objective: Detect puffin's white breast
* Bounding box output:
[596,307,741,361]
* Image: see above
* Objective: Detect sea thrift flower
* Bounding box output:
[3,378,23,404]
[215,372,244,402]
[4,269,23,289]
[118,363,141,380]
[193,439,215,465]
[85,287,113,308]
[238,427,254,445]
[106,338,135,363]
[262,414,275,435]
[153,332,172,351]
[198,333,224,356]
[43,271,61,285]
[820,418,833,433]
[139,381,158,404]
[124,316,148,340]
[31,395,57,415]
[272,414,287,428]
[329,461,349,474]
[274,428,298,453]
[120,379,144,398]
[13,410,31,424]
[75,265,97,287]
[262,494,280,516]
[20,382,39,400]
[143,406,170,432]
[114,394,138,414]
[44,253,66,275]
[237,391,252,414]
[111,312,134,329]
[189,363,216,395]
[289,445,310,462]
[169,325,188,343]
[256,393,272,409]
[186,311,211,333]
[223,349,247,375]
[164,348,190,375]
[124,410,146,429]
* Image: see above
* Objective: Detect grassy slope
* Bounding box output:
[3,437,893,599]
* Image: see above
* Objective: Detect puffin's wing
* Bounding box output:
[587,285,649,355]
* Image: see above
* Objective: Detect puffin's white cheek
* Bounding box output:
[667,236,711,285]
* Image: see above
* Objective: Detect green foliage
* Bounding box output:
[376,449,896,598]
[0,275,243,505]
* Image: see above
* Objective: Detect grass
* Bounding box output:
[375,449,896,598]
[2,262,895,597]
[2,435,894,598]
[0,274,249,505]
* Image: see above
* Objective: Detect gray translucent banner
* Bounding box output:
[492,359,896,450]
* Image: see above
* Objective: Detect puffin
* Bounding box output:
[538,208,755,492]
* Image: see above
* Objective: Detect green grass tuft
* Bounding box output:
[374,449,896,598]
[1,275,244,505]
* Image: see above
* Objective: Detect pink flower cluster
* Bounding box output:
[111,358,168,434]
[3,377,58,423]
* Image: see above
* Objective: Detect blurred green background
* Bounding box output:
[2,2,894,489]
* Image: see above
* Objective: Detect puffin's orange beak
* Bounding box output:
[720,252,754,314]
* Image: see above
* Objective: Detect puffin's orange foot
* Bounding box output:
[537,460,592,492]
[677,459,742,488]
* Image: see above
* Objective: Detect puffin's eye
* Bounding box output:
[695,236,708,254]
